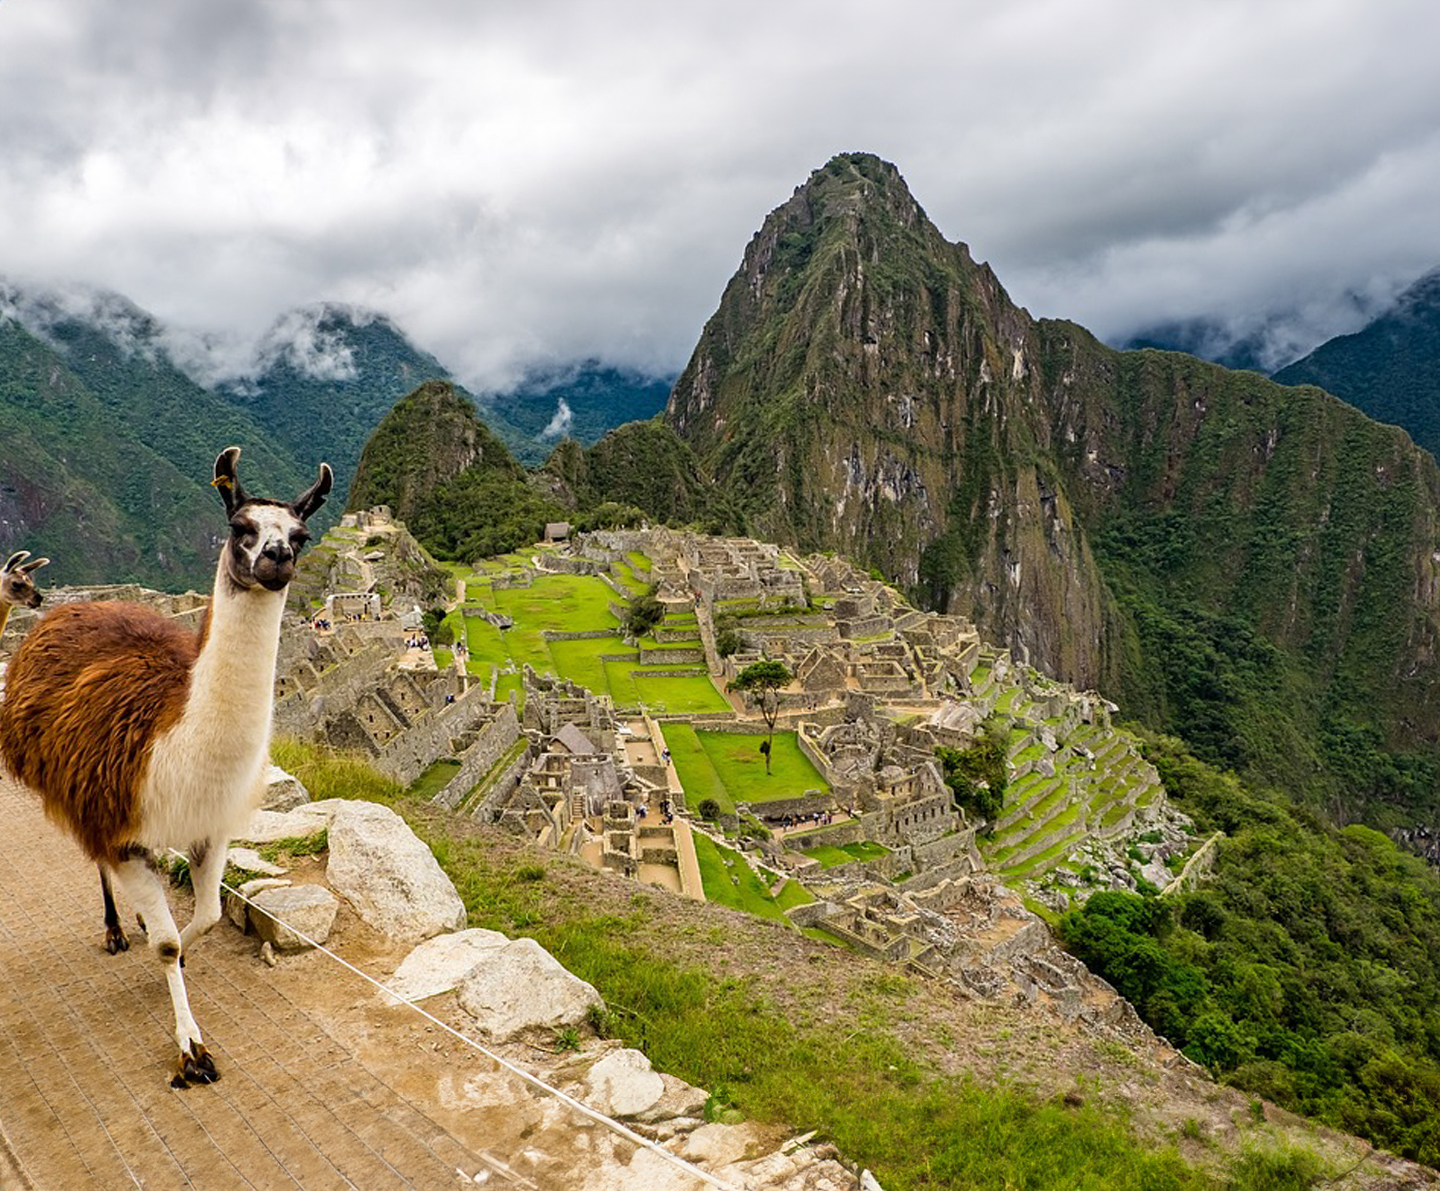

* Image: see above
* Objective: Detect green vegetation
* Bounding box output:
[666,726,830,812]
[1058,734,1440,1166]
[270,736,403,804]
[937,713,1008,825]
[542,418,741,533]
[690,833,793,923]
[347,380,565,562]
[802,840,891,869]
[407,759,462,801]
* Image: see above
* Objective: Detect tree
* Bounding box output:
[728,659,791,775]
[624,586,665,638]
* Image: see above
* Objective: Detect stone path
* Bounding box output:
[0,779,647,1191]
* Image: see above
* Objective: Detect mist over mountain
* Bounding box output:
[1273,267,1440,463]
[482,363,674,466]
[1115,284,1403,376]
[0,280,668,586]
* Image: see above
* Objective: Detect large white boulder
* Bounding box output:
[383,928,510,1005]
[324,800,467,942]
[455,937,602,1040]
[583,1048,665,1118]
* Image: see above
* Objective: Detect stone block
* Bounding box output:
[249,884,338,953]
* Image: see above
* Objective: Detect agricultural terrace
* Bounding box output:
[662,724,831,815]
[442,567,729,714]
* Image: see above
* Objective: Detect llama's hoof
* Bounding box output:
[173,1043,220,1087]
[104,925,130,954]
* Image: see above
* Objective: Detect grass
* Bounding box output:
[270,736,403,804]
[690,833,792,924]
[407,758,462,801]
[802,840,892,869]
[662,723,735,814]
[694,729,831,805]
[631,673,730,714]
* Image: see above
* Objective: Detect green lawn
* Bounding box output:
[407,759,462,801]
[632,674,730,714]
[458,567,724,713]
[694,729,831,805]
[665,726,832,812]
[803,840,892,869]
[691,833,791,924]
[662,723,735,814]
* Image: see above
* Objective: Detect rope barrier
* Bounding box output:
[168,850,748,1191]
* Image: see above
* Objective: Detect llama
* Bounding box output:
[0,448,331,1087]
[0,550,50,631]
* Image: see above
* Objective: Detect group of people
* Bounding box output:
[636,798,676,826]
[311,616,333,632]
[404,634,430,650]
[775,809,839,832]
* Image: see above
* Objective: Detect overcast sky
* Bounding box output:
[3,0,1438,387]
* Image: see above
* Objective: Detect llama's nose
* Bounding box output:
[261,543,293,565]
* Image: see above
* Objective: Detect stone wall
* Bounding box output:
[430,703,523,810]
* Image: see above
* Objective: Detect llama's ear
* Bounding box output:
[3,551,30,574]
[293,463,333,522]
[213,446,247,514]
[18,556,49,573]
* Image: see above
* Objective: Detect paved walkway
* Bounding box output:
[0,778,655,1191]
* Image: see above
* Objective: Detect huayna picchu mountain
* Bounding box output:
[661,152,1440,814]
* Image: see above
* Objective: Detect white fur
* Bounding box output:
[137,552,290,850]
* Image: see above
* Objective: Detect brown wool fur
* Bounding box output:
[0,602,201,863]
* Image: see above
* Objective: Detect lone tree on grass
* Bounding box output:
[729,659,791,775]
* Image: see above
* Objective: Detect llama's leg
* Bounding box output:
[98,864,130,954]
[112,856,219,1087]
[179,839,225,955]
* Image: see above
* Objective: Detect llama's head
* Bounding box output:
[213,447,333,594]
[1,551,49,609]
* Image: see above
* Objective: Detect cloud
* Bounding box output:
[539,398,574,441]
[2,0,1438,387]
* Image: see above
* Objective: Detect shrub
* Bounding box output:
[697,798,721,822]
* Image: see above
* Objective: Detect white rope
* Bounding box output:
[168,850,748,1191]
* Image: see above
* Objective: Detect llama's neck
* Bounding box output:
[184,561,288,747]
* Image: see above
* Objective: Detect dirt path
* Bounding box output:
[0,779,666,1191]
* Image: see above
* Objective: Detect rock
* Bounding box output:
[382,928,510,1005]
[226,846,287,877]
[324,800,467,942]
[249,884,339,953]
[455,937,602,1040]
[237,803,334,844]
[633,1073,710,1124]
[226,877,292,930]
[861,1171,886,1191]
[261,765,310,811]
[582,1048,665,1117]
[680,1121,766,1167]
[260,941,278,967]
